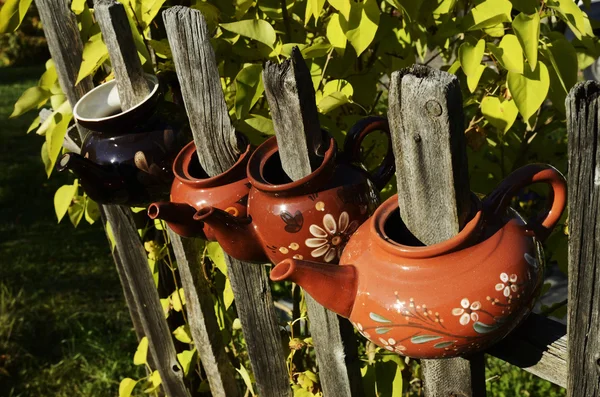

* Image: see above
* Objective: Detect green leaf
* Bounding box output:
[512,12,540,71]
[105,221,116,252]
[345,0,380,57]
[133,336,148,365]
[77,33,109,84]
[45,109,73,177]
[39,60,58,90]
[160,298,171,318]
[236,364,256,396]
[481,96,519,134]
[301,42,332,59]
[235,0,253,19]
[223,278,234,310]
[143,371,162,393]
[433,341,456,348]
[548,0,587,40]
[68,196,85,227]
[487,34,523,73]
[148,39,172,59]
[119,378,138,397]
[375,358,403,397]
[71,0,86,14]
[220,19,276,49]
[305,0,326,26]
[207,242,228,275]
[458,39,485,77]
[54,181,78,223]
[466,64,486,93]
[369,312,391,323]
[84,197,100,224]
[465,0,512,30]
[318,79,353,113]
[410,335,442,344]
[507,61,550,120]
[177,348,196,376]
[235,64,264,119]
[328,0,351,20]
[171,288,186,312]
[327,13,347,56]
[10,87,51,118]
[473,321,501,334]
[27,115,40,134]
[0,0,32,33]
[173,325,193,344]
[140,0,167,30]
[544,38,578,94]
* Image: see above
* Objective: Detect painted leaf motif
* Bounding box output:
[433,341,456,349]
[281,210,304,233]
[375,327,391,334]
[410,335,442,344]
[369,312,391,323]
[473,321,501,334]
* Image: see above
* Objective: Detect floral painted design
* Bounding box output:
[280,210,303,233]
[305,212,359,263]
[379,337,407,353]
[495,273,518,297]
[452,298,481,325]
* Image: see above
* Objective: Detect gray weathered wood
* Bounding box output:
[263,47,324,178]
[488,313,567,388]
[263,48,362,397]
[163,6,239,175]
[388,65,483,397]
[566,80,600,397]
[388,65,471,245]
[168,231,240,397]
[94,0,150,110]
[105,207,191,397]
[163,6,291,396]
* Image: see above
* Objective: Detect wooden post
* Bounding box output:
[163,7,291,397]
[388,65,485,397]
[94,1,239,395]
[262,47,363,397]
[566,81,600,397]
[92,1,193,395]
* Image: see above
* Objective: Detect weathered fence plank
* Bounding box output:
[566,81,600,397]
[388,65,485,397]
[262,47,363,397]
[94,0,150,109]
[163,7,291,397]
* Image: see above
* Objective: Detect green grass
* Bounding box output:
[0,66,143,396]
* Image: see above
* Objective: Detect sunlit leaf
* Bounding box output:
[27,115,40,134]
[177,348,196,376]
[170,288,186,312]
[223,278,234,310]
[77,33,109,84]
[173,325,193,344]
[305,0,326,26]
[235,64,264,119]
[207,242,228,275]
[45,109,73,177]
[0,0,32,33]
[71,0,86,14]
[133,337,148,365]
[465,0,512,30]
[119,378,138,397]
[54,181,78,223]
[84,197,100,224]
[220,19,276,49]
[507,61,550,120]
[466,64,486,93]
[548,0,587,40]
[345,0,380,57]
[481,96,518,134]
[487,34,523,73]
[67,196,85,227]
[458,39,485,77]
[375,357,403,396]
[10,87,51,118]
[143,371,162,393]
[328,0,351,19]
[544,38,578,94]
[512,12,540,71]
[236,364,256,396]
[327,13,347,56]
[39,60,58,90]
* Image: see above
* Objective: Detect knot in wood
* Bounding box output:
[425,100,443,116]
[413,134,422,143]
[595,352,600,375]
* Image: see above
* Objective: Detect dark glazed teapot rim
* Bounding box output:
[73,74,159,131]
[373,194,485,259]
[173,140,252,187]
[247,135,336,195]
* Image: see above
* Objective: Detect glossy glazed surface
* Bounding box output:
[270,164,567,358]
[58,75,190,205]
[148,141,252,239]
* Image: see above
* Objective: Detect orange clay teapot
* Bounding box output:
[194,116,395,264]
[270,164,567,358]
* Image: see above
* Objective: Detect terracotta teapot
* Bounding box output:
[147,140,252,239]
[194,116,395,263]
[270,164,567,358]
[56,74,190,205]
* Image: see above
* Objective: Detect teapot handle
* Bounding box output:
[483,164,567,242]
[343,116,395,191]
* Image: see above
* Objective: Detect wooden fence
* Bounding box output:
[32,0,600,395]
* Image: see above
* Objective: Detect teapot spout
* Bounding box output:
[148,202,205,238]
[193,206,267,263]
[57,153,127,203]
[271,258,357,318]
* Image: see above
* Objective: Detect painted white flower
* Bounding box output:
[452,298,481,325]
[305,212,359,262]
[378,337,406,353]
[495,273,518,297]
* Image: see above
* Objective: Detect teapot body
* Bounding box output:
[343,197,544,358]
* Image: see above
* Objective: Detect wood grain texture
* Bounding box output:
[94,0,150,110]
[168,231,240,397]
[488,313,567,388]
[263,46,324,179]
[388,65,471,245]
[388,65,481,397]
[263,49,362,397]
[105,206,190,397]
[163,6,239,175]
[566,81,600,397]
[163,6,291,396]
[34,0,93,139]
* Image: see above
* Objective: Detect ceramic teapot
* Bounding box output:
[147,140,252,239]
[194,116,395,264]
[270,164,567,358]
[56,74,190,205]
